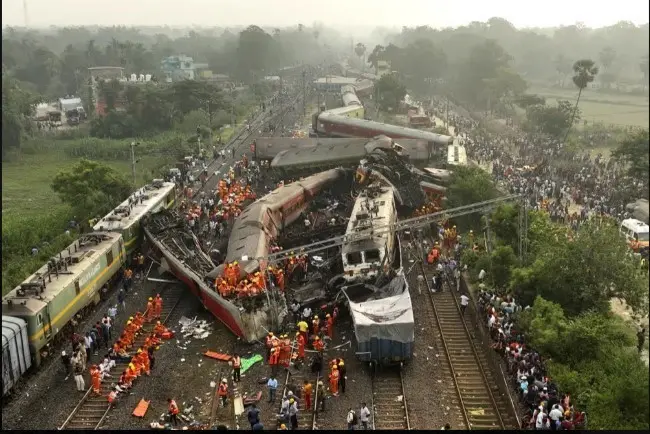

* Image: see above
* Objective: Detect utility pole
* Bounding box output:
[130,142,138,187]
[446,97,450,132]
[302,69,306,117]
[279,73,284,132]
[23,0,29,27]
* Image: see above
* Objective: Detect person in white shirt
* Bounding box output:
[347,408,358,430]
[549,404,563,426]
[359,403,371,430]
[302,306,312,320]
[460,294,470,315]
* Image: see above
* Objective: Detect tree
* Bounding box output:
[2,74,39,158]
[375,73,406,111]
[400,39,447,94]
[51,159,132,222]
[355,43,367,70]
[367,44,385,74]
[640,54,649,91]
[554,54,573,87]
[236,26,278,81]
[525,100,579,138]
[445,166,499,229]
[563,59,599,143]
[611,129,649,180]
[510,219,648,317]
[599,46,617,71]
[514,93,546,109]
[519,296,649,430]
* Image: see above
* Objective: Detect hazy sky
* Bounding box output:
[2,0,648,29]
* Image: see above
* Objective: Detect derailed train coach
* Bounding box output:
[348,264,414,364]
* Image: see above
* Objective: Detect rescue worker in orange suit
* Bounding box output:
[325,313,334,340]
[275,268,285,291]
[90,364,102,394]
[296,332,306,361]
[232,353,242,383]
[265,332,275,362]
[279,335,291,368]
[303,380,313,411]
[329,364,340,396]
[154,294,163,319]
[168,398,180,426]
[138,348,151,376]
[269,347,280,377]
[218,379,229,407]
[232,261,241,284]
[146,297,154,321]
[312,315,320,336]
[427,243,441,265]
[337,359,347,394]
[154,321,166,338]
[313,336,324,352]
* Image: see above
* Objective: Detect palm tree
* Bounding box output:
[563,59,599,143]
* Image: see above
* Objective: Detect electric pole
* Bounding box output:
[130,142,138,187]
[302,69,306,117]
[446,97,450,133]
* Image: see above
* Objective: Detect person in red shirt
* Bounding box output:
[167,398,180,426]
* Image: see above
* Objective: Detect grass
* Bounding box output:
[528,85,649,128]
[2,100,258,296]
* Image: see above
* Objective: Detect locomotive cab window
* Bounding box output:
[346,252,363,265]
[75,280,80,295]
[106,250,114,266]
[365,249,381,262]
[37,313,43,325]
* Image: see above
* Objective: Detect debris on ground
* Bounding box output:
[179,316,212,340]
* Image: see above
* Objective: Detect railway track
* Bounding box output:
[415,240,509,431]
[371,366,411,430]
[193,90,305,196]
[278,339,320,430]
[59,285,185,430]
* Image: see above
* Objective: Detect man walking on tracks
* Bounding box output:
[267,375,278,403]
[359,403,371,430]
[460,294,470,315]
[232,353,242,382]
[347,407,358,430]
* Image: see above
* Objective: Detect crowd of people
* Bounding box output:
[427,98,650,430]
[63,292,172,408]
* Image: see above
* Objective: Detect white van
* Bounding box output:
[620,218,650,251]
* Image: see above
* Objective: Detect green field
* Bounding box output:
[528,85,649,128]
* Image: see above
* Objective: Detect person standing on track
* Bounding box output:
[231,353,242,383]
[460,294,470,315]
[302,380,313,411]
[167,398,180,426]
[359,403,371,430]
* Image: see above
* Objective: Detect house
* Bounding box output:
[161,55,197,82]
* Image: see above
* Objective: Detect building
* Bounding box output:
[313,76,364,93]
[58,97,83,112]
[161,55,198,82]
[88,67,125,116]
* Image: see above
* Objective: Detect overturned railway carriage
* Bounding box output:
[269,136,419,174]
[255,138,369,161]
[144,169,347,342]
[312,111,451,151]
[2,233,126,368]
[218,168,348,276]
[93,180,176,256]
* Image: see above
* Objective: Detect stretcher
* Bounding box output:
[132,399,150,418]
[204,351,232,362]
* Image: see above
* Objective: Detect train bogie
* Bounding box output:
[2,232,126,366]
[2,316,32,396]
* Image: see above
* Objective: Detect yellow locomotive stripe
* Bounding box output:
[29,250,125,342]
[30,194,177,341]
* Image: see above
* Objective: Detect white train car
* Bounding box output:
[342,184,397,282]
[93,179,176,256]
[447,139,467,167]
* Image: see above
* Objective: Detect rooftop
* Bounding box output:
[93,180,176,232]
